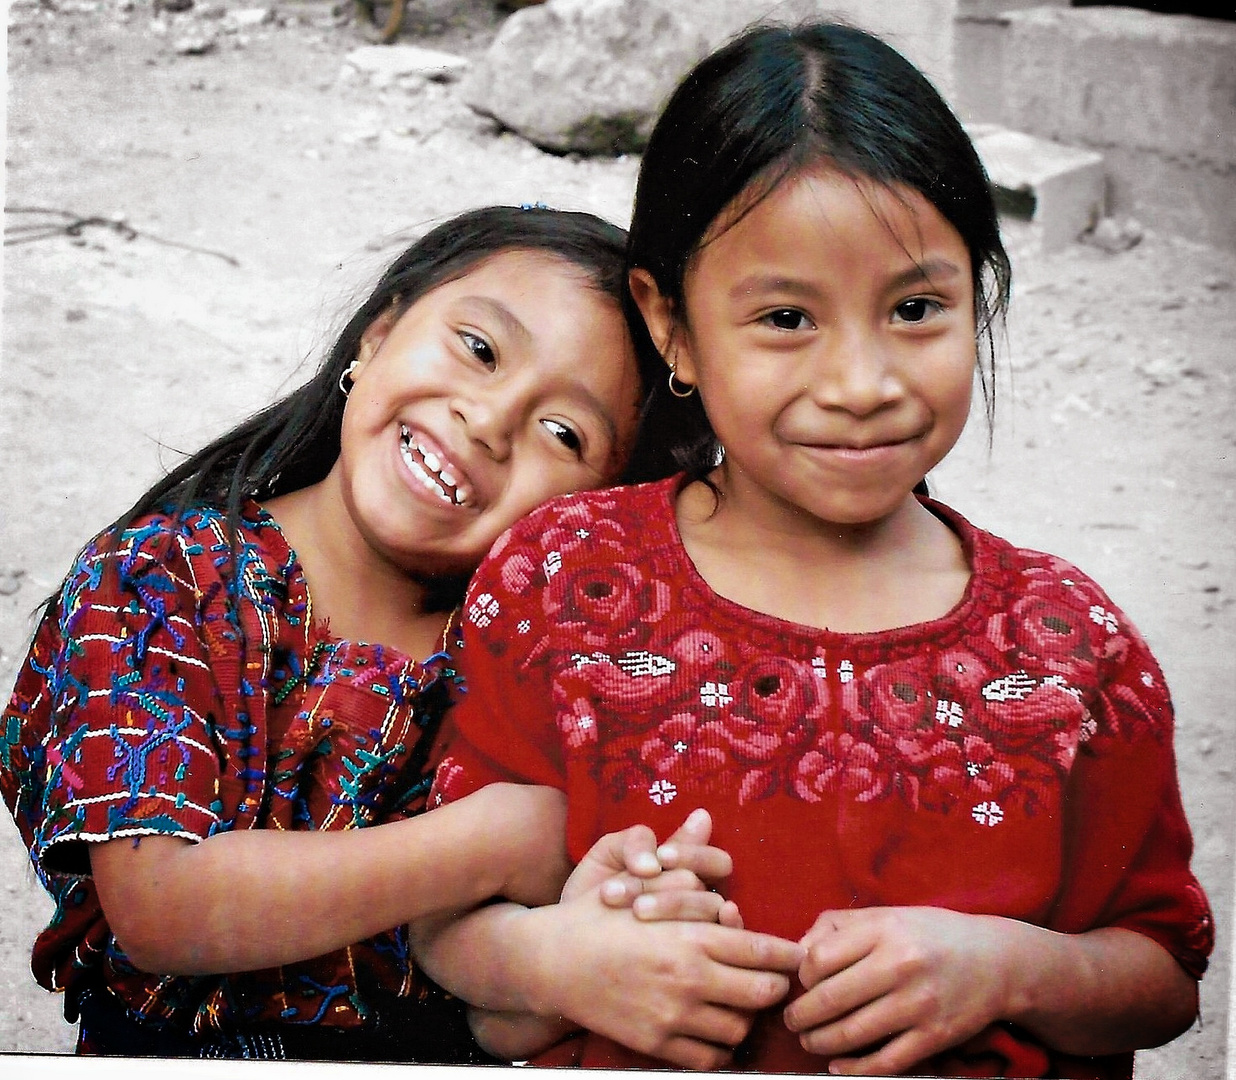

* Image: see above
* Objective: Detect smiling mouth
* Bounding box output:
[400,425,473,507]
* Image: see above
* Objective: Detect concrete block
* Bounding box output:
[995,6,1236,250]
[1001,7,1236,162]
[971,128,1105,250]
[952,0,1070,125]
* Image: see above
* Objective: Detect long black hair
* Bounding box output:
[92,205,662,610]
[622,21,1012,485]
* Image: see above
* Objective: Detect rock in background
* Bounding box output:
[459,0,840,154]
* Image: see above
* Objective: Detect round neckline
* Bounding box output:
[655,476,992,653]
[246,499,454,670]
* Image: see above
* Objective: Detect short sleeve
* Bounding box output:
[12,522,229,878]
[430,523,567,809]
[1050,613,1214,978]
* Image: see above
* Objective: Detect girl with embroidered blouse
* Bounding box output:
[0,205,804,1062]
[420,26,1215,1078]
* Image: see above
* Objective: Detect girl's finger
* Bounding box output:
[598,867,706,908]
[619,822,664,878]
[718,899,743,929]
[792,989,909,1058]
[632,889,736,924]
[699,925,806,976]
[654,1035,736,1072]
[784,956,899,1037]
[796,916,881,989]
[662,807,714,846]
[654,840,733,885]
[672,1001,757,1050]
[823,1026,935,1077]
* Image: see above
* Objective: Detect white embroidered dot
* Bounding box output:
[649,779,678,806]
[838,659,855,683]
[971,801,1004,827]
[543,550,563,579]
[1088,604,1117,633]
[517,619,531,634]
[468,592,500,627]
[699,681,732,708]
[935,700,965,728]
[576,529,590,539]
[673,740,688,754]
[1140,671,1155,687]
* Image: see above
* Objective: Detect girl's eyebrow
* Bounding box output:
[888,258,965,291]
[728,275,820,300]
[729,258,965,301]
[458,296,532,344]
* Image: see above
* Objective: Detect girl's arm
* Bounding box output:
[783,906,1198,1076]
[90,781,568,975]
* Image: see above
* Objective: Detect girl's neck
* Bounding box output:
[262,482,448,660]
[675,475,970,634]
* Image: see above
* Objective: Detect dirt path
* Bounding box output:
[2,3,1232,1075]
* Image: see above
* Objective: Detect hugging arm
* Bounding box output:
[411,805,803,1069]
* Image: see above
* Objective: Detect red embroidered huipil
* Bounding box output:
[1,504,462,1042]
[432,477,1213,1078]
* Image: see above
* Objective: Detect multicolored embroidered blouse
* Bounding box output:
[0,503,461,1036]
[433,476,1214,1078]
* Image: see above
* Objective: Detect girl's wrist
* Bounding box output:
[508,902,574,1020]
[988,917,1075,1031]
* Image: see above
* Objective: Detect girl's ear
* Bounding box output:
[628,268,678,362]
[630,269,697,389]
[354,305,399,378]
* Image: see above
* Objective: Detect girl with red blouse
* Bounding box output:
[421,26,1214,1077]
[1,206,801,1062]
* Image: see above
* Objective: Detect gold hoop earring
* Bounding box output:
[667,366,695,399]
[338,359,359,397]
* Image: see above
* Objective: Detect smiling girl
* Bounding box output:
[0,206,800,1061]
[425,28,1214,1077]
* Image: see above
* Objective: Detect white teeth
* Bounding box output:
[399,429,469,507]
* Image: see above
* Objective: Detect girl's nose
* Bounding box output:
[454,390,515,460]
[808,328,903,417]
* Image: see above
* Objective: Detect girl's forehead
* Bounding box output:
[695,164,966,273]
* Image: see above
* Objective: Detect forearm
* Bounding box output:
[413,902,559,1015]
[468,1008,576,1061]
[1001,922,1198,1055]
[92,788,547,975]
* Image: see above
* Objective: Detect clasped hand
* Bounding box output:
[583,828,1011,1075]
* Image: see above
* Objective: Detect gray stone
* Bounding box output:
[461,0,833,154]
[341,44,470,90]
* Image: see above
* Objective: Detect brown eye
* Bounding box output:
[763,308,811,331]
[542,419,582,455]
[893,298,942,324]
[460,331,496,369]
